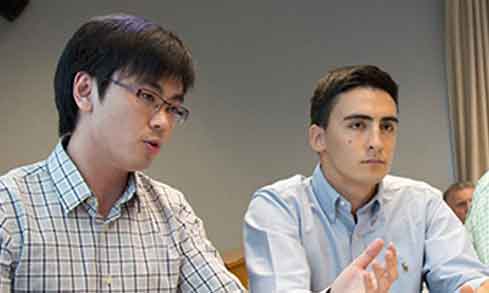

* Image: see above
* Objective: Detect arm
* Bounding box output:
[174,194,245,292]
[466,173,489,264]
[0,218,13,292]
[0,184,16,292]
[424,194,489,292]
[243,190,312,292]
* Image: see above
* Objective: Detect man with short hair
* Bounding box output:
[443,181,474,223]
[244,65,489,292]
[0,14,244,292]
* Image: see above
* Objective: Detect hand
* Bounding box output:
[460,280,489,293]
[330,239,398,293]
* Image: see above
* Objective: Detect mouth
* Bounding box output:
[143,140,161,154]
[361,159,386,165]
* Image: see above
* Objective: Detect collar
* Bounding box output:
[47,136,138,217]
[311,163,384,223]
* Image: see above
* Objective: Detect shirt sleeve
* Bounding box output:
[466,171,489,264]
[175,194,246,293]
[0,184,16,292]
[423,193,489,292]
[244,189,327,293]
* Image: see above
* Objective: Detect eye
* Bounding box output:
[348,121,366,130]
[137,89,157,104]
[380,121,396,133]
[166,105,180,115]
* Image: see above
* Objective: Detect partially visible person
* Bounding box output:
[0,14,244,292]
[444,181,474,223]
[244,65,489,292]
[467,172,489,264]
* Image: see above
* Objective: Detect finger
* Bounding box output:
[363,271,377,293]
[371,259,383,277]
[352,238,385,269]
[385,243,398,281]
[371,259,387,287]
[476,280,489,292]
[461,284,475,293]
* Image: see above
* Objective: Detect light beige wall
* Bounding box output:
[0,0,450,251]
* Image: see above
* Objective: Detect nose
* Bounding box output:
[149,108,174,130]
[367,126,384,152]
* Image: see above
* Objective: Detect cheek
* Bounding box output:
[390,136,398,148]
[384,137,397,152]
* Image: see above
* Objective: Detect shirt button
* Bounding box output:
[104,275,112,286]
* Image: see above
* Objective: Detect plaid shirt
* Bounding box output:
[467,170,489,264]
[0,140,245,292]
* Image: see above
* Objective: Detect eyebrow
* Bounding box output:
[147,81,162,92]
[343,114,399,123]
[170,94,185,103]
[143,82,185,103]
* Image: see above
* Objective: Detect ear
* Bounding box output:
[309,124,327,153]
[72,71,94,112]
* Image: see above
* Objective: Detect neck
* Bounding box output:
[320,165,378,215]
[66,131,128,218]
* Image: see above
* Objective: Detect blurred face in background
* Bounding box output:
[445,187,474,223]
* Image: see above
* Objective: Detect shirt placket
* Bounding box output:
[351,213,370,260]
[352,208,383,261]
[95,217,113,292]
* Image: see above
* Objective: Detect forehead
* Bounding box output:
[451,187,474,200]
[331,87,398,118]
[116,70,185,93]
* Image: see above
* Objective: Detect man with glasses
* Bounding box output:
[243,65,489,292]
[0,14,244,292]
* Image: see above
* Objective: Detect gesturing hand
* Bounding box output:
[330,239,398,293]
[460,280,489,293]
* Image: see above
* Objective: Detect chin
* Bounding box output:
[360,173,387,186]
[127,158,154,172]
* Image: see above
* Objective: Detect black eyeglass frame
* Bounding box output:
[108,78,190,124]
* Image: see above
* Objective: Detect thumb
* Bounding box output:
[460,284,475,293]
[351,238,384,269]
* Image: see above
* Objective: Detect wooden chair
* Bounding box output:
[222,248,248,288]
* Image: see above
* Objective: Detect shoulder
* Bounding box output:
[257,174,310,196]
[0,161,47,206]
[247,174,311,221]
[1,161,46,183]
[254,174,310,203]
[0,161,46,250]
[473,170,489,203]
[381,174,442,200]
[380,175,444,218]
[467,171,489,226]
[134,172,194,217]
[381,175,451,226]
[476,169,489,189]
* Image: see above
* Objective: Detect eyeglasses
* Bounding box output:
[108,79,190,124]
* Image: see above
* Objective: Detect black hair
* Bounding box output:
[310,65,398,128]
[54,14,195,136]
